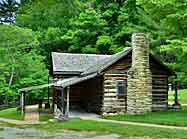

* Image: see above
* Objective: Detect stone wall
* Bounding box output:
[127,33,152,114]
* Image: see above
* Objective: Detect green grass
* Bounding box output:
[105,108,187,127]
[0,108,187,139]
[27,118,187,139]
[39,108,54,121]
[169,89,187,104]
[0,108,24,120]
[39,113,53,121]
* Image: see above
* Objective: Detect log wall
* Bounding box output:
[103,74,127,113]
[102,56,130,113]
[150,60,169,111]
[102,53,170,113]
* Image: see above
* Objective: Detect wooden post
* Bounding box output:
[173,75,181,110]
[66,86,70,118]
[174,75,179,105]
[21,92,24,115]
[61,88,64,116]
[21,91,26,115]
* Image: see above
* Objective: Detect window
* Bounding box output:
[116,80,127,97]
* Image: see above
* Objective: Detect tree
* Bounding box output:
[0,25,49,104]
[61,8,108,54]
[138,0,187,38]
[16,0,81,31]
[160,39,187,82]
[0,0,20,23]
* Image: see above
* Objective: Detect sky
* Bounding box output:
[0,0,21,3]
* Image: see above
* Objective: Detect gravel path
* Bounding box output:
[0,126,120,139]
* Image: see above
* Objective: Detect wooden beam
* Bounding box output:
[66,86,70,118]
[19,83,54,92]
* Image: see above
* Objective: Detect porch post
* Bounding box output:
[174,80,179,105]
[61,88,65,116]
[21,91,26,115]
[173,75,181,110]
[66,86,70,118]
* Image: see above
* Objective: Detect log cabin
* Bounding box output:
[51,33,176,117]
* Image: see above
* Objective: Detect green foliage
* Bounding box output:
[138,0,187,38]
[16,0,81,31]
[1,0,187,105]
[169,89,187,104]
[0,25,49,104]
[61,8,108,54]
[160,39,187,82]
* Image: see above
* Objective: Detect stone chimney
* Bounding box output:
[127,33,152,114]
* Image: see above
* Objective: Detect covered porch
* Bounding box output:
[18,73,103,120]
[53,75,103,119]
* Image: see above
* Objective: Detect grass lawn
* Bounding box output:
[39,113,53,121]
[28,118,187,139]
[0,107,53,121]
[1,108,187,139]
[169,89,187,104]
[105,108,187,127]
[0,108,24,120]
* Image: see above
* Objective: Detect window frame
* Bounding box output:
[116,80,127,97]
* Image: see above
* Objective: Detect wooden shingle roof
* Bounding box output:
[52,52,111,74]
[52,47,175,76]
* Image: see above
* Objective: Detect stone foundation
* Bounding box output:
[127,33,152,114]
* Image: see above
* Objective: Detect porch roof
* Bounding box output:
[18,73,98,92]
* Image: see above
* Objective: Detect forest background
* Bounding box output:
[0,0,187,105]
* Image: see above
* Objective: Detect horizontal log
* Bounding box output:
[152,85,168,89]
[152,104,167,107]
[152,101,168,104]
[104,88,116,92]
[153,97,168,100]
[152,75,168,78]
[152,89,168,92]
[103,97,126,103]
[106,70,128,74]
[105,73,128,76]
[104,93,117,97]
[152,93,168,96]
[104,85,116,89]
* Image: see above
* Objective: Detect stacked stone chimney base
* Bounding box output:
[127,33,152,115]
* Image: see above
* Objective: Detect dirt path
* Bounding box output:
[0,117,42,125]
[24,105,39,123]
[81,117,187,130]
[0,105,41,125]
